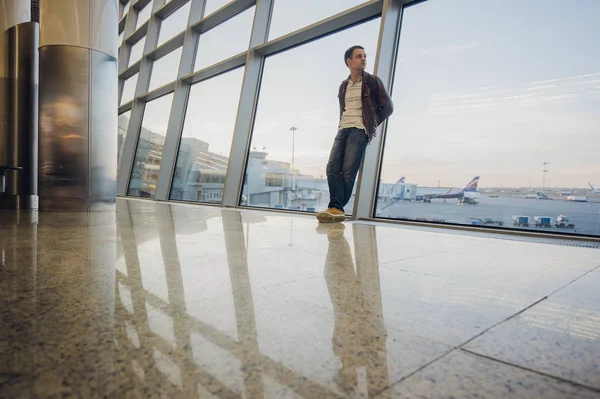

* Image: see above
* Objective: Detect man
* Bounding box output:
[316,45,394,223]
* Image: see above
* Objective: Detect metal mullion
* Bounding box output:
[182,52,247,84]
[156,0,190,19]
[146,31,186,61]
[117,0,167,196]
[221,0,274,207]
[118,4,140,101]
[118,103,133,114]
[125,21,149,44]
[132,0,153,11]
[353,0,404,219]
[255,0,383,56]
[154,0,208,201]
[138,82,177,102]
[119,62,141,80]
[190,0,256,33]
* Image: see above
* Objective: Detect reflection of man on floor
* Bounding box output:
[321,224,389,396]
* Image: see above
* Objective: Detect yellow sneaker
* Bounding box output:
[316,222,346,238]
[316,207,346,223]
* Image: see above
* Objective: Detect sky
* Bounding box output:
[121,0,600,189]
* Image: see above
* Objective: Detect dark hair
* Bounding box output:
[344,45,364,67]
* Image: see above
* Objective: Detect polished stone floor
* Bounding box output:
[1,198,599,398]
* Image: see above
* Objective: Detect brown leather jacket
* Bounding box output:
[338,71,394,142]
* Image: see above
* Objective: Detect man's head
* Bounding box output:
[344,45,366,71]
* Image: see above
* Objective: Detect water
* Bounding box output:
[377,195,600,236]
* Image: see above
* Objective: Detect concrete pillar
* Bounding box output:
[38,0,118,211]
[0,0,30,33]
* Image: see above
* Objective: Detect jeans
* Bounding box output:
[326,128,368,211]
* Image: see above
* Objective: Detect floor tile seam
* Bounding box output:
[378,263,597,295]
[371,347,462,398]
[375,343,600,399]
[376,264,567,299]
[460,348,600,393]
[377,241,497,266]
[377,249,466,266]
[543,268,600,301]
[378,264,443,279]
[257,274,325,290]
[453,295,549,351]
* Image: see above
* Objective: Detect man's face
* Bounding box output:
[347,48,367,71]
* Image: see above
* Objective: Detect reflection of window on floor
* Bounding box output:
[266,174,283,187]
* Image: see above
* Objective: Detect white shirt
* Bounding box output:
[338,79,365,131]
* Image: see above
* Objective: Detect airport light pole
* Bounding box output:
[543,161,549,190]
[290,126,297,194]
[290,126,297,172]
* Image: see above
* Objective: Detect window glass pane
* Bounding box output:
[242,19,380,212]
[129,36,146,66]
[158,2,191,46]
[170,68,244,203]
[377,0,600,236]
[118,111,132,163]
[121,73,138,105]
[136,0,154,30]
[204,0,231,17]
[269,0,368,40]
[128,94,174,198]
[193,7,254,71]
[149,47,182,91]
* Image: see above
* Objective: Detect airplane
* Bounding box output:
[557,190,573,196]
[589,182,600,194]
[396,177,406,184]
[536,191,552,200]
[420,176,480,202]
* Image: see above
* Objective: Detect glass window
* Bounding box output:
[269,0,368,40]
[129,36,146,66]
[158,2,191,46]
[170,68,244,203]
[377,0,600,236]
[128,93,174,198]
[148,47,182,91]
[136,1,154,30]
[118,111,132,163]
[121,73,138,105]
[193,7,254,71]
[204,0,231,17]
[241,19,380,212]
